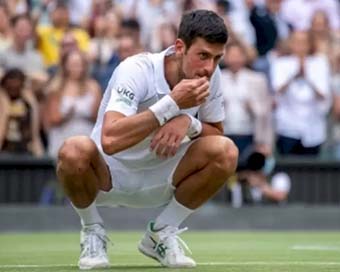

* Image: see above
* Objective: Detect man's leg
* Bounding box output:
[56,135,112,269]
[154,135,238,228]
[173,135,238,208]
[139,135,238,267]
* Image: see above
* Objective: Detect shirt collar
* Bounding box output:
[152,46,176,95]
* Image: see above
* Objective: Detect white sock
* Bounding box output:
[154,197,194,229]
[72,202,103,226]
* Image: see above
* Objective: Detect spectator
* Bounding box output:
[122,0,178,50]
[226,0,256,46]
[222,42,273,156]
[249,0,290,76]
[116,35,141,61]
[270,31,332,156]
[309,10,340,72]
[43,50,101,158]
[36,0,90,69]
[281,0,340,31]
[88,12,120,91]
[330,54,340,159]
[119,18,143,52]
[150,21,177,52]
[67,0,92,28]
[229,150,291,206]
[0,4,12,53]
[0,68,44,156]
[87,0,123,37]
[3,0,30,17]
[0,14,48,96]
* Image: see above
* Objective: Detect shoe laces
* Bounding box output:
[156,226,192,256]
[81,225,112,258]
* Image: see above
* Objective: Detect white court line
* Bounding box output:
[292,245,340,251]
[2,262,340,268]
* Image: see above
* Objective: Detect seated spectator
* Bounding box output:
[228,149,291,207]
[270,31,332,156]
[222,42,273,156]
[43,50,101,159]
[0,68,44,156]
[0,14,48,95]
[36,0,90,69]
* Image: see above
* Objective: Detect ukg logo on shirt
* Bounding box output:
[117,87,135,100]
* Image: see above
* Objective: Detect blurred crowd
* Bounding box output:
[0,0,339,205]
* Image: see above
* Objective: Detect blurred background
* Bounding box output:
[0,0,339,232]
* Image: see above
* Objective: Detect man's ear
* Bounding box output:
[175,39,185,56]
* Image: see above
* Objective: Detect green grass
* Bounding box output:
[1,231,340,271]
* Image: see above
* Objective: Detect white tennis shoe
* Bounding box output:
[78,224,110,270]
[138,221,196,268]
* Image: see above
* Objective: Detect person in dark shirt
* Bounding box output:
[0,68,44,156]
[249,0,290,77]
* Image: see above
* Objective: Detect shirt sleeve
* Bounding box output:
[271,172,291,193]
[105,58,148,116]
[270,57,297,92]
[306,56,332,114]
[197,67,225,123]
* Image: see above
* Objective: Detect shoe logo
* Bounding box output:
[150,236,168,259]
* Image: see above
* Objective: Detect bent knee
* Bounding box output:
[57,136,97,174]
[211,137,239,177]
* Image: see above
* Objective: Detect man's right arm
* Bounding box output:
[101,110,159,155]
[101,74,209,156]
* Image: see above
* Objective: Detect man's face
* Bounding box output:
[224,45,247,73]
[176,38,225,80]
[14,18,32,44]
[4,78,24,99]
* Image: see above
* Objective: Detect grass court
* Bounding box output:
[1,231,340,272]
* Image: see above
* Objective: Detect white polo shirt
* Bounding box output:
[91,46,225,169]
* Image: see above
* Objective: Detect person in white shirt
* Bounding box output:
[221,41,273,156]
[281,0,340,31]
[271,30,332,155]
[56,9,238,270]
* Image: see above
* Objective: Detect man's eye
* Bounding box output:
[199,53,208,60]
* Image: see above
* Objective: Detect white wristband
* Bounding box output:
[149,95,180,126]
[186,114,202,138]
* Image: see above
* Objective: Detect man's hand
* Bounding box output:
[170,77,210,109]
[150,115,191,158]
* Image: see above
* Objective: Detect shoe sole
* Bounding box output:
[138,243,160,263]
[137,243,196,268]
[79,261,110,270]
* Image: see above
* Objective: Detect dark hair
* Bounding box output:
[1,68,26,87]
[121,18,140,32]
[217,0,231,13]
[178,9,228,49]
[237,151,266,171]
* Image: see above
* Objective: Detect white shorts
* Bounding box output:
[96,141,194,208]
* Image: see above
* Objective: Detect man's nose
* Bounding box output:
[204,59,215,77]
